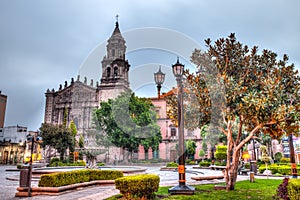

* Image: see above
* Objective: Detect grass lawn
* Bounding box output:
[106,179,282,200]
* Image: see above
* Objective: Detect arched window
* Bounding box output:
[107,67,111,78]
[112,49,115,57]
[114,67,118,77]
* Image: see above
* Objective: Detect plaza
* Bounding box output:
[1,164,287,200]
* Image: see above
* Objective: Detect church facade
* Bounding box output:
[44,21,130,136]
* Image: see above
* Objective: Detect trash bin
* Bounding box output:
[19,169,29,187]
[250,161,257,175]
[250,171,255,182]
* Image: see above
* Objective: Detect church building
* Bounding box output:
[44,20,130,136]
[44,20,203,163]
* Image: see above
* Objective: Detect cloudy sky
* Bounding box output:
[0,0,299,131]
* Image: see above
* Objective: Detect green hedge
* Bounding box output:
[199,161,211,167]
[38,169,123,187]
[115,174,160,200]
[166,162,178,167]
[288,179,300,200]
[48,160,86,167]
[258,164,300,175]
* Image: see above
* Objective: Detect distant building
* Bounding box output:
[0,125,27,164]
[0,91,7,128]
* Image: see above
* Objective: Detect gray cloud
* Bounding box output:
[0,0,299,130]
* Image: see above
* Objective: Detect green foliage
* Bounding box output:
[69,120,77,137]
[115,174,160,200]
[244,162,250,169]
[63,107,68,128]
[199,149,205,157]
[97,162,105,166]
[39,123,74,160]
[280,157,291,163]
[78,134,84,149]
[215,145,227,161]
[185,140,197,159]
[287,178,300,200]
[186,159,196,165]
[199,161,211,167]
[260,145,271,163]
[48,159,86,167]
[93,91,162,157]
[274,152,283,163]
[214,161,226,166]
[136,179,281,200]
[166,33,300,190]
[38,169,123,187]
[166,162,178,167]
[258,164,300,175]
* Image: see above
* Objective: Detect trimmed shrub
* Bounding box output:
[186,159,196,165]
[166,162,178,167]
[274,152,283,163]
[38,169,123,187]
[97,162,105,166]
[215,145,227,161]
[48,160,86,167]
[245,162,250,169]
[280,157,291,163]
[199,161,211,167]
[275,177,289,200]
[259,164,300,175]
[215,161,226,166]
[287,178,300,200]
[115,174,160,200]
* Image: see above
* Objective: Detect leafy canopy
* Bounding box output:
[93,91,162,154]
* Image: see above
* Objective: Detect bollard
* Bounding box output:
[19,169,29,187]
[250,172,255,182]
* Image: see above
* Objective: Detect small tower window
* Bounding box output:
[114,67,118,78]
[112,49,115,57]
[107,67,111,78]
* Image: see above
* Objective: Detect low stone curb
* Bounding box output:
[191,175,224,181]
[15,180,115,197]
[160,167,177,171]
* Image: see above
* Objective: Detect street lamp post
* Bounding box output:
[154,66,165,98]
[168,57,195,195]
[288,134,298,178]
[26,133,42,197]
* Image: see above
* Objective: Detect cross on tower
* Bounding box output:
[116,14,119,22]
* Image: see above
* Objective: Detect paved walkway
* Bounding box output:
[0,165,285,200]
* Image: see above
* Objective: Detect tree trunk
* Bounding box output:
[145,149,149,160]
[226,150,240,191]
[122,150,129,164]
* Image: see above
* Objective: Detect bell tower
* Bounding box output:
[98,18,130,102]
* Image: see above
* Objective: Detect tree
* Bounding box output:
[168,33,300,190]
[215,145,227,164]
[274,152,283,163]
[260,145,272,176]
[93,91,162,161]
[39,123,74,161]
[185,140,197,159]
[68,120,77,163]
[78,134,84,149]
